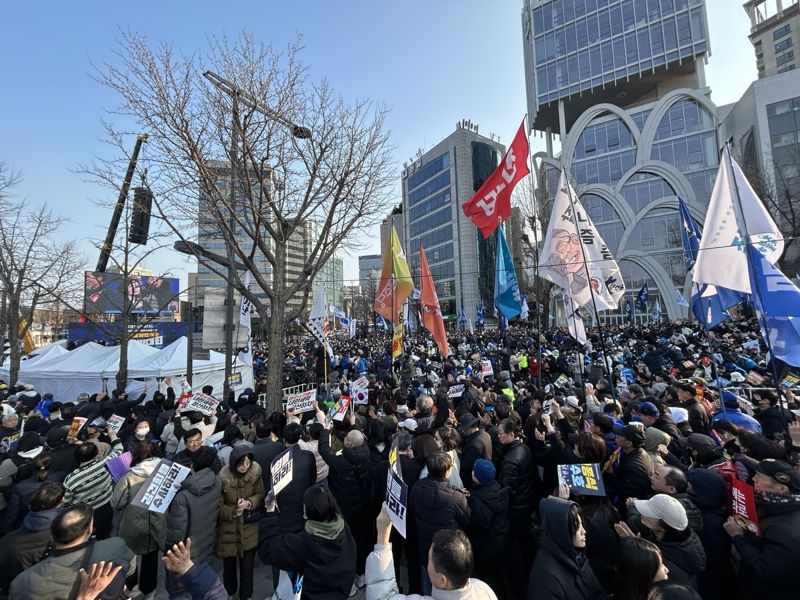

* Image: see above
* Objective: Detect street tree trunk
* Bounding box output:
[7,296,20,389]
[265,241,287,411]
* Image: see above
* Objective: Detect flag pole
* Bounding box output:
[524,114,543,389]
[563,169,616,400]
[722,143,790,443]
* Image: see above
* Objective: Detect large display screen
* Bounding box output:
[84,272,180,314]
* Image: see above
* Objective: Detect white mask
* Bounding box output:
[135,427,150,438]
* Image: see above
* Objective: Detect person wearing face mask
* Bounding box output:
[527,496,605,599]
[110,441,165,599]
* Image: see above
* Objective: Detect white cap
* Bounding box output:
[398,418,418,432]
[634,494,688,531]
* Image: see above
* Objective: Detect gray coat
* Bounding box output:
[110,458,167,555]
[165,467,222,563]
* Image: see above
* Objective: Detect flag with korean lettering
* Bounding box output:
[539,169,625,308]
[462,118,530,238]
[558,463,605,496]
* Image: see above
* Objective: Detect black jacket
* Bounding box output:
[468,480,509,565]
[165,467,222,563]
[173,446,222,474]
[685,398,709,435]
[460,429,492,490]
[651,528,706,589]
[251,438,285,491]
[614,448,652,504]
[731,495,800,599]
[0,508,60,594]
[500,439,535,518]
[409,475,470,565]
[754,405,793,441]
[318,431,372,522]
[275,446,317,533]
[414,410,436,436]
[259,512,356,600]
[527,497,606,600]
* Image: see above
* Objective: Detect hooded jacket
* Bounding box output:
[166,467,222,563]
[468,480,510,565]
[409,476,470,567]
[0,508,61,593]
[651,528,706,589]
[110,457,167,554]
[499,439,535,518]
[216,445,266,558]
[318,430,373,521]
[527,497,606,600]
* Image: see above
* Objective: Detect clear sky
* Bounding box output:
[0,0,755,293]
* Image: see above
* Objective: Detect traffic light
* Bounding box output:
[128,187,154,245]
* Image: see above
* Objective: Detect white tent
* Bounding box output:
[12,338,252,402]
[0,341,69,380]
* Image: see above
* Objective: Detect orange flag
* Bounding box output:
[419,244,450,358]
[374,226,414,323]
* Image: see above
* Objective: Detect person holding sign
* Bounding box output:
[259,484,357,599]
[216,446,265,600]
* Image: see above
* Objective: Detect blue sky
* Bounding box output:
[0,0,755,292]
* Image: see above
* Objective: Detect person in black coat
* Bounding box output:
[675,383,708,435]
[250,421,285,489]
[753,390,793,441]
[318,428,373,579]
[458,413,492,490]
[527,496,606,599]
[42,428,76,480]
[274,423,317,533]
[467,459,509,598]
[609,425,652,509]
[260,484,356,599]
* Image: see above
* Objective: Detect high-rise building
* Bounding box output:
[380,206,405,254]
[522,0,718,322]
[358,254,382,295]
[744,0,799,77]
[401,120,508,321]
[316,252,344,309]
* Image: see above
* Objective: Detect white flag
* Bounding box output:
[349,318,357,339]
[539,170,625,309]
[520,297,529,320]
[562,288,587,345]
[239,271,253,329]
[675,290,690,307]
[693,146,784,294]
[651,298,662,322]
[308,280,333,356]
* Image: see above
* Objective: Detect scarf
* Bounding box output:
[305,516,345,540]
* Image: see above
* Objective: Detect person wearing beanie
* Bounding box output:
[467,459,509,595]
[711,392,762,433]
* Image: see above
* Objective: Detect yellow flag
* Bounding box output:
[374,226,413,323]
[391,321,405,359]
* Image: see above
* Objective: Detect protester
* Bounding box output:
[467,459,509,597]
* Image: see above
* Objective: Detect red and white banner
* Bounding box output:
[731,478,760,536]
[462,118,529,238]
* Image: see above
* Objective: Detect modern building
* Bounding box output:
[401,120,508,321]
[720,67,800,273]
[522,0,718,322]
[358,254,383,295]
[380,205,405,255]
[744,0,799,77]
[316,252,344,310]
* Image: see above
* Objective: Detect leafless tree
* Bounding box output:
[90,33,395,408]
[0,164,85,387]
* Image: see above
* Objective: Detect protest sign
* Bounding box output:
[106,452,133,483]
[67,417,88,439]
[447,384,465,398]
[184,392,220,415]
[286,389,316,413]
[271,447,294,495]
[227,372,242,388]
[131,459,191,514]
[351,376,368,390]
[105,415,126,434]
[386,442,408,538]
[731,478,760,535]
[480,360,493,377]
[747,370,766,386]
[557,463,605,496]
[554,374,570,388]
[781,373,800,388]
[332,396,352,422]
[742,339,760,351]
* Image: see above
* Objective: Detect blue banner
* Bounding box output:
[68,322,189,349]
[494,228,522,319]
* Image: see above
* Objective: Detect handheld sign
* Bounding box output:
[386,442,408,538]
[781,373,800,389]
[106,451,133,483]
[447,384,465,398]
[731,478,760,536]
[105,415,126,434]
[227,372,243,388]
[747,370,766,386]
[271,447,294,495]
[351,376,369,390]
[557,463,605,496]
[332,396,352,422]
[67,417,88,440]
[184,392,220,415]
[130,459,191,514]
[480,360,493,377]
[286,389,316,413]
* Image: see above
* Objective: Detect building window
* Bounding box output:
[775,38,793,53]
[774,24,792,40]
[777,50,795,66]
[778,64,796,72]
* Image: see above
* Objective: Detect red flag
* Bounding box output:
[419,244,450,358]
[462,118,530,238]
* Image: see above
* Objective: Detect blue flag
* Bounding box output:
[499,312,507,332]
[494,228,522,319]
[748,246,800,366]
[476,302,485,328]
[376,315,388,330]
[626,296,633,322]
[635,283,649,310]
[675,290,690,307]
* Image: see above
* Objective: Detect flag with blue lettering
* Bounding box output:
[376,315,388,330]
[675,290,690,308]
[476,303,485,328]
[650,298,662,322]
[636,283,649,310]
[520,296,530,320]
[494,227,522,319]
[626,296,633,322]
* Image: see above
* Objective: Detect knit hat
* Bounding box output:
[722,391,740,409]
[473,459,496,485]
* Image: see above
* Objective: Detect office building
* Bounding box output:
[358,254,383,295]
[316,252,344,310]
[380,206,405,254]
[401,120,507,321]
[522,0,717,322]
[744,0,799,77]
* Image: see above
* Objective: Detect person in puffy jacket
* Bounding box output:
[527,496,606,600]
[260,484,357,599]
[467,459,509,597]
[110,441,166,598]
[215,445,265,600]
[165,447,222,598]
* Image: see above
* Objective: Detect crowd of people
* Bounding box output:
[0,314,799,600]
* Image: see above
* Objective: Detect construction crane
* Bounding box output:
[95,134,148,272]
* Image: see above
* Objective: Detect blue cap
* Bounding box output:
[637,401,660,417]
[473,459,496,485]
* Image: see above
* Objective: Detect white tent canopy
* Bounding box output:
[7,337,252,402]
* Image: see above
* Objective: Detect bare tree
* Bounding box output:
[0,164,85,387]
[90,33,395,408]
